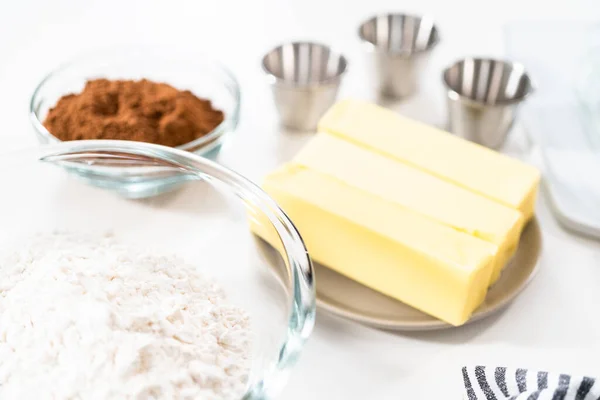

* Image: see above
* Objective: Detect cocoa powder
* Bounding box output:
[43,79,225,148]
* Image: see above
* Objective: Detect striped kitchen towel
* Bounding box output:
[462,366,600,399]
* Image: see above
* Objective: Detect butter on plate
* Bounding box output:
[292,133,525,284]
[319,99,541,221]
[252,99,541,326]
[255,165,498,326]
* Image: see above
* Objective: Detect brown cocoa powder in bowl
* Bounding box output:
[43,78,225,148]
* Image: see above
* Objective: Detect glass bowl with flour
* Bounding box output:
[0,141,315,399]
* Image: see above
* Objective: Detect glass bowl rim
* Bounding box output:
[1,139,315,398]
[28,46,242,155]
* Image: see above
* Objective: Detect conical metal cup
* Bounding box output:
[443,57,534,149]
[262,42,348,131]
[359,13,440,98]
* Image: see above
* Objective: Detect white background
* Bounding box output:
[2,0,600,398]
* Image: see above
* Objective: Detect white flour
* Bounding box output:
[0,232,251,399]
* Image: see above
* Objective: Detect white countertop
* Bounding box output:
[2,0,600,398]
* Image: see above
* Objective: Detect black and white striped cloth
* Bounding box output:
[462,366,600,399]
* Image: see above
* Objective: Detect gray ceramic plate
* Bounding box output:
[258,218,541,331]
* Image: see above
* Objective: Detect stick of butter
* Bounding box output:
[292,133,524,283]
[319,99,541,220]
[255,165,498,326]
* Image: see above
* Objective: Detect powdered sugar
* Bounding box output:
[0,231,251,399]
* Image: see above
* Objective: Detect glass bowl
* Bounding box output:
[0,140,315,399]
[29,47,241,198]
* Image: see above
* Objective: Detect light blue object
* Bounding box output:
[577,46,600,148]
[505,21,600,238]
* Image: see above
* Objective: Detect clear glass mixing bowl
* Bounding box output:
[0,140,315,399]
[29,47,241,198]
